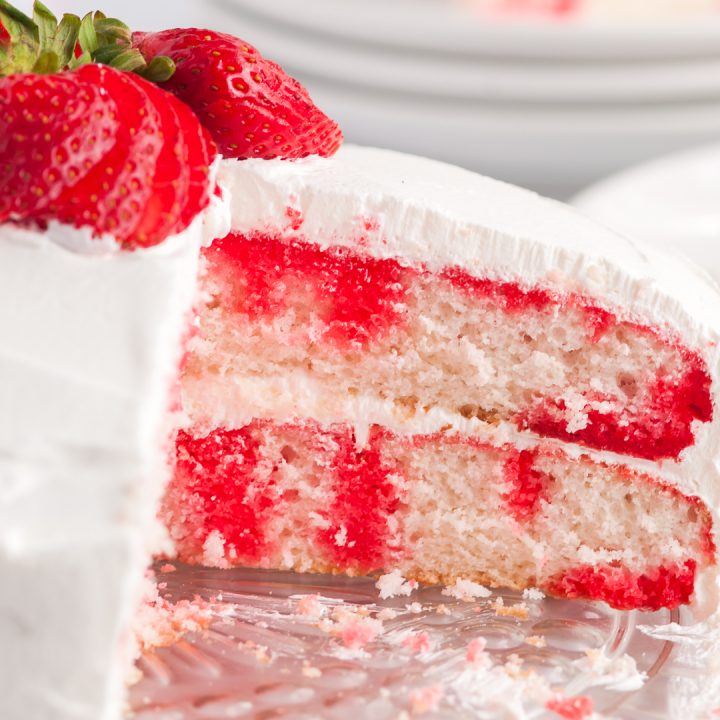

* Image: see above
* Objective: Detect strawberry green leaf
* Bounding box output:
[94,17,130,43]
[52,13,80,67]
[0,1,175,84]
[78,11,98,54]
[0,2,39,73]
[32,47,57,73]
[94,44,145,73]
[32,1,57,49]
[0,0,36,34]
[139,54,175,83]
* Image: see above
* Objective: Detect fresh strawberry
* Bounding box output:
[0,2,215,249]
[0,64,215,249]
[133,28,343,160]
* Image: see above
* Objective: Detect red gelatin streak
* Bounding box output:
[442,266,555,313]
[174,428,277,562]
[319,429,403,572]
[207,232,410,345]
[546,560,697,611]
[502,449,553,522]
[523,358,713,461]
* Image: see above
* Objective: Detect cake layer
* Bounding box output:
[193,231,712,461]
[166,420,714,611]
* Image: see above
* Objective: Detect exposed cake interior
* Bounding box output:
[167,230,716,611]
[166,420,713,611]
[191,232,712,462]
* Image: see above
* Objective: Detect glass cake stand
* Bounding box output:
[128,563,710,719]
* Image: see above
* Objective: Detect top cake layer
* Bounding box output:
[215,147,720,465]
[219,145,720,351]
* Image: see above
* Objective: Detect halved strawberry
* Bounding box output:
[133,28,343,160]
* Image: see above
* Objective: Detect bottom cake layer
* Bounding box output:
[165,420,715,611]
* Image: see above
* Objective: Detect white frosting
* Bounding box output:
[218,145,720,618]
[3,141,719,719]
[0,184,229,720]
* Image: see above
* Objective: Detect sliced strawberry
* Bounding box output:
[43,64,164,244]
[175,100,215,232]
[130,75,189,244]
[0,64,215,249]
[133,28,343,160]
[0,71,119,221]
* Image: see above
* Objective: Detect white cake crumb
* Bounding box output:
[466,637,492,669]
[375,569,417,599]
[442,578,492,601]
[302,662,322,678]
[409,685,444,714]
[492,598,530,619]
[377,607,398,621]
[201,529,229,567]
[522,587,545,601]
[296,594,326,619]
[401,631,432,654]
[334,525,348,547]
[525,635,547,648]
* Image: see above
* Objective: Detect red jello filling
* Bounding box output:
[173,422,404,573]
[318,428,404,573]
[523,359,712,461]
[174,428,278,563]
[441,267,555,313]
[546,559,697,611]
[502,449,554,522]
[206,232,411,346]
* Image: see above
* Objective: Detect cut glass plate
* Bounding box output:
[129,563,705,719]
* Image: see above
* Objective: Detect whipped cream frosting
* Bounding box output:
[0,185,229,720]
[3,141,720,720]
[217,145,720,621]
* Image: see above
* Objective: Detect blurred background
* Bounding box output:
[30,0,720,200]
[14,0,720,274]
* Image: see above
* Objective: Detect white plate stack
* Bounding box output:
[573,143,720,282]
[208,0,720,197]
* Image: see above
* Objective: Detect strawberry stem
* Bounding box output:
[0,0,174,80]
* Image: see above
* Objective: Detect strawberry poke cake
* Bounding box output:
[2,2,720,720]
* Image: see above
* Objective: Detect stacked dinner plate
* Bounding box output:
[573,143,720,282]
[208,0,720,197]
